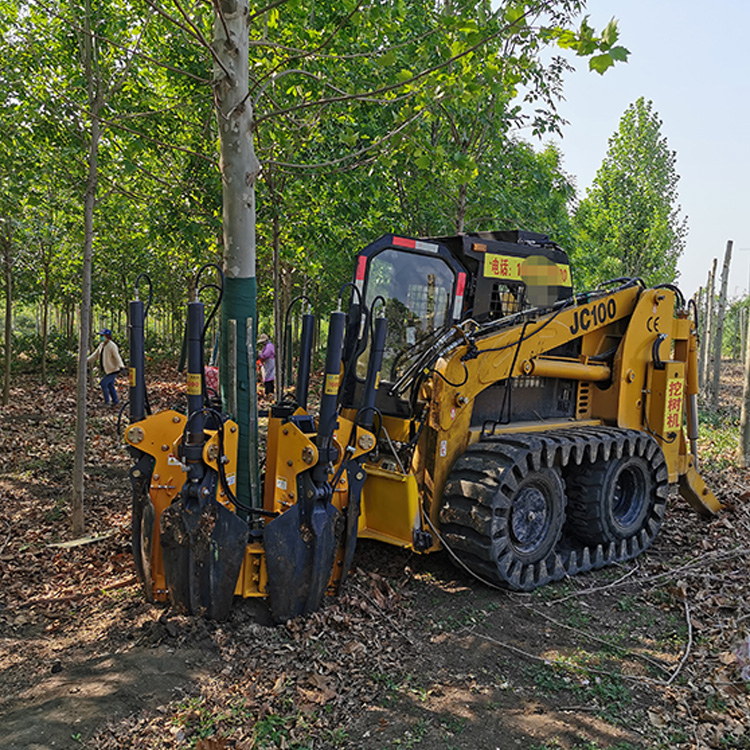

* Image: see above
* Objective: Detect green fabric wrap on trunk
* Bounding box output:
[221,275,258,516]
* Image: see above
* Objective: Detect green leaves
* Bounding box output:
[572,98,686,287]
[589,53,614,75]
[549,14,629,74]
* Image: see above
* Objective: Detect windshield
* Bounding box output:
[361,248,456,381]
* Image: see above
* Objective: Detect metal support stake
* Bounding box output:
[246,317,260,510]
[227,319,238,418]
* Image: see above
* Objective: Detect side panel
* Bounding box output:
[358,463,421,548]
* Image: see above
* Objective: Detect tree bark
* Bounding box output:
[455,183,467,233]
[41,245,50,383]
[710,241,732,410]
[695,286,704,388]
[1,224,12,407]
[215,0,260,510]
[701,258,717,399]
[739,310,750,466]
[272,207,282,394]
[71,0,102,537]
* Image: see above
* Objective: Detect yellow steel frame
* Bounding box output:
[126,285,720,610]
[407,286,720,539]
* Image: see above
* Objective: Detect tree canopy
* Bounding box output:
[571,97,687,287]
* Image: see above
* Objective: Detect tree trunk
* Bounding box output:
[215,0,260,511]
[701,258,717,400]
[41,250,50,383]
[710,241,732,410]
[71,0,102,537]
[1,224,12,407]
[739,311,750,466]
[455,183,467,233]
[272,210,282,394]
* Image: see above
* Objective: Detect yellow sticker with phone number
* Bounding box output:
[187,372,202,396]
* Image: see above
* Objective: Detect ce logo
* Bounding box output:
[647,316,661,332]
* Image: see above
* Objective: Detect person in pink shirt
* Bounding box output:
[258,333,275,396]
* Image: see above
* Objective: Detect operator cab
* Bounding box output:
[346,235,466,417]
[347,231,575,419]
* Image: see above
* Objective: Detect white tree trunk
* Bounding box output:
[710,240,733,410]
[71,0,101,537]
[701,258,717,400]
[739,311,750,466]
[1,224,11,407]
[214,0,261,508]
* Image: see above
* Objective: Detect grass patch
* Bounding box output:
[522,657,632,724]
[698,409,740,469]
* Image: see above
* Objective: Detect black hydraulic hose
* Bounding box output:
[355,405,383,439]
[192,265,224,409]
[134,273,153,318]
[193,265,224,345]
[654,283,686,309]
[337,282,367,406]
[478,296,576,356]
[595,276,646,291]
[182,407,278,518]
[338,281,363,310]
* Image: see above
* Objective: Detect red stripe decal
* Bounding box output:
[456,273,466,296]
[355,255,367,281]
[393,236,416,249]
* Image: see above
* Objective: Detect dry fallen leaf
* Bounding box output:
[719,651,737,666]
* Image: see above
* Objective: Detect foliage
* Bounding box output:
[571,97,687,288]
[0,0,629,367]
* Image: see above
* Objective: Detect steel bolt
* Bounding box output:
[358,433,375,451]
[126,426,144,444]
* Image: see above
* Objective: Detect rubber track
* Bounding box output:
[439,427,668,591]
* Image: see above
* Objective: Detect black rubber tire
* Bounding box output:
[565,454,656,545]
[506,467,566,564]
[440,438,566,591]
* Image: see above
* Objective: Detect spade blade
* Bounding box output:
[264,500,341,623]
[161,496,247,621]
[140,496,156,602]
[129,453,155,595]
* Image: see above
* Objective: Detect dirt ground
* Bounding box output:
[1,365,749,750]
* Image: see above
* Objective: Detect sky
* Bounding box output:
[548,0,750,298]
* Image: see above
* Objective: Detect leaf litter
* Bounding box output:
[0,364,749,749]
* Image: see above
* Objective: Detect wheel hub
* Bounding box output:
[509,486,550,554]
[612,465,646,529]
